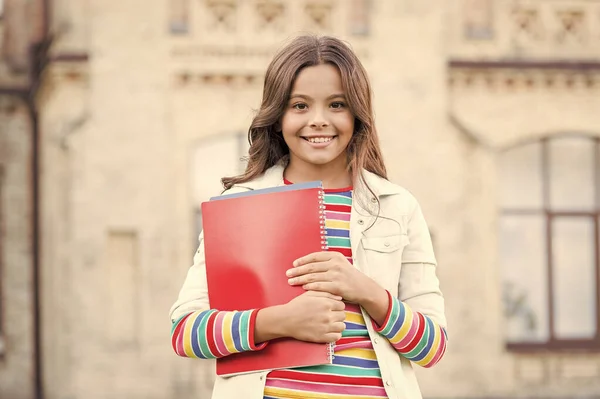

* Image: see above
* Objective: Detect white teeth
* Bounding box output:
[307,137,333,143]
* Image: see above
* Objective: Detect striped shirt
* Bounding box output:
[171,184,447,398]
[264,185,388,398]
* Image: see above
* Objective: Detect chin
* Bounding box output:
[302,155,341,166]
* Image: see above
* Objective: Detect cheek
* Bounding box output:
[334,113,355,135]
[281,114,304,136]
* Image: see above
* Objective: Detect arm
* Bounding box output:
[169,232,269,359]
[370,199,448,368]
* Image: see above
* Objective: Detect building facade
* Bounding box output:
[0,0,599,398]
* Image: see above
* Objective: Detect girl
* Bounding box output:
[170,35,447,399]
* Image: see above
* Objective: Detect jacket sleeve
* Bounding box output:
[169,227,267,359]
[373,197,448,367]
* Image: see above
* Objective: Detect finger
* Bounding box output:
[323,332,342,343]
[304,290,342,301]
[288,271,330,286]
[302,282,339,296]
[332,310,346,322]
[293,251,332,267]
[329,321,346,333]
[331,301,346,311]
[286,262,330,278]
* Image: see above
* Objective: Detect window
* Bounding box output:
[349,0,371,36]
[190,133,249,246]
[499,136,600,350]
[463,0,494,40]
[169,0,190,34]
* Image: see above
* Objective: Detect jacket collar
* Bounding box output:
[232,161,402,198]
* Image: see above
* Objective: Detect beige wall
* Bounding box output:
[0,0,599,398]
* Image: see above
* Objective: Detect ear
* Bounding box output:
[274,121,282,133]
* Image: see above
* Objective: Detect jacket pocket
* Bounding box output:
[362,234,409,253]
[361,234,409,294]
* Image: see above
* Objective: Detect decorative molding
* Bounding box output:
[512,6,544,43]
[204,0,238,32]
[173,71,262,87]
[171,44,278,58]
[555,9,587,44]
[304,1,334,31]
[448,67,599,91]
[255,0,285,31]
[451,0,600,61]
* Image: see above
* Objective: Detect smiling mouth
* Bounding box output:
[302,136,336,143]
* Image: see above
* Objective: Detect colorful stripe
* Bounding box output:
[170,309,267,359]
[373,291,447,368]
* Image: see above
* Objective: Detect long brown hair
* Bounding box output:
[222,35,387,190]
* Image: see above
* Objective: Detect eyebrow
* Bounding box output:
[289,93,346,100]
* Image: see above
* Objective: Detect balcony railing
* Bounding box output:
[449,0,600,63]
[168,0,372,75]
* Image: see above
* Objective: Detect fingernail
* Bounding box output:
[286,269,293,277]
[288,278,295,285]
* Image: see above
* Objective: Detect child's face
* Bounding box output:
[280,63,354,173]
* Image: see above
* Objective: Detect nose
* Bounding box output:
[309,109,329,129]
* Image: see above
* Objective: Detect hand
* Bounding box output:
[281,291,346,343]
[287,251,374,304]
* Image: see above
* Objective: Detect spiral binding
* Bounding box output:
[326,342,335,362]
[320,187,335,362]
[318,189,328,251]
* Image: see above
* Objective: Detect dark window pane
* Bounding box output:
[551,217,596,339]
[349,0,371,36]
[549,138,595,211]
[170,0,190,34]
[500,215,549,343]
[463,0,494,40]
[499,141,543,209]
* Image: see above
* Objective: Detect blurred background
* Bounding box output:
[1,0,600,398]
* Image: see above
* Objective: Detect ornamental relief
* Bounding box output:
[169,0,344,36]
[456,0,600,60]
[255,0,286,32]
[168,0,371,81]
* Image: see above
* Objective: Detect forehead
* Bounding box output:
[291,64,344,95]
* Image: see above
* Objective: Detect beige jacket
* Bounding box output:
[170,163,446,399]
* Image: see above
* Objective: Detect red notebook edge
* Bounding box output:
[201,183,334,376]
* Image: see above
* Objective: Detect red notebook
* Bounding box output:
[201,182,334,377]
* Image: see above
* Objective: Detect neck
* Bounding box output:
[284,158,352,189]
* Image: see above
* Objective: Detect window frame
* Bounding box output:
[501,135,600,352]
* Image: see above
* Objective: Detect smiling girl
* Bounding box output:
[170,35,447,399]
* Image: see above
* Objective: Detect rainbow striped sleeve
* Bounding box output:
[171,309,267,359]
[373,291,447,368]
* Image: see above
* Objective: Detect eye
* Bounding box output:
[292,103,308,110]
[330,101,346,109]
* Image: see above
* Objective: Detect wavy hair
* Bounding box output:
[222,35,387,191]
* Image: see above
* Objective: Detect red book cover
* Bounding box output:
[201,183,333,376]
